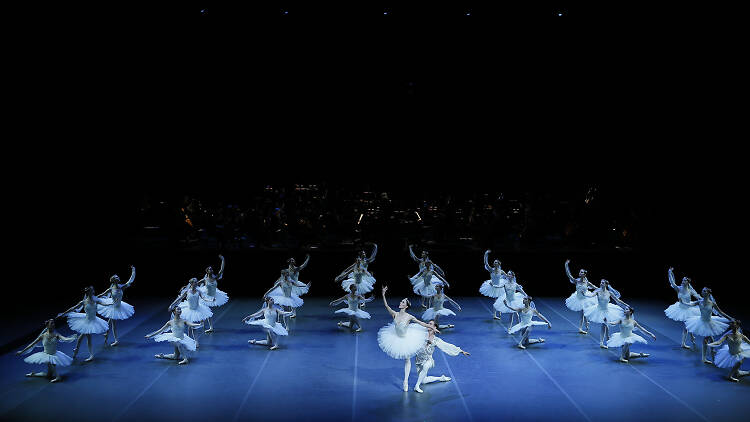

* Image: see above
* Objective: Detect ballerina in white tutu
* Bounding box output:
[684,287,734,364]
[243,297,293,350]
[664,267,701,349]
[286,253,311,300]
[330,284,374,332]
[59,286,111,362]
[493,271,528,333]
[708,320,750,382]
[378,285,436,392]
[265,269,310,320]
[606,307,656,363]
[503,296,552,349]
[335,258,376,301]
[145,306,200,365]
[422,284,461,329]
[97,265,135,346]
[409,245,446,308]
[169,278,214,349]
[16,319,76,382]
[411,262,450,309]
[480,250,508,320]
[584,279,629,348]
[198,255,226,333]
[413,320,470,393]
[564,259,596,334]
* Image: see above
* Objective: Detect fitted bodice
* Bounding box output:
[415,340,435,366]
[699,299,714,321]
[186,291,200,309]
[677,287,693,304]
[42,333,57,355]
[727,335,744,355]
[432,293,445,310]
[393,318,411,337]
[280,280,293,297]
[504,282,517,300]
[170,319,186,338]
[619,319,635,337]
[84,298,98,319]
[346,295,360,310]
[490,270,505,284]
[575,281,589,296]
[110,287,123,304]
[520,308,534,325]
[204,279,217,296]
[263,308,279,326]
[597,289,610,309]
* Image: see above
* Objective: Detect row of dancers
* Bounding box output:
[15,247,750,386]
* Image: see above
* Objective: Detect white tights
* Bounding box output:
[339,316,361,331]
[251,330,278,348]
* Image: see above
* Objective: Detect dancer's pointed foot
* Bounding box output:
[110,340,119,347]
[403,381,409,392]
[50,377,61,383]
[639,353,650,358]
[579,329,588,334]
[517,343,526,349]
[729,376,740,382]
[619,357,629,363]
[702,359,713,365]
[440,375,451,382]
[178,358,188,365]
[681,344,691,350]
[269,345,279,350]
[248,340,256,344]
[84,355,94,362]
[493,315,502,320]
[25,372,34,377]
[414,386,423,393]
[155,353,165,359]
[355,327,362,332]
[448,324,454,328]
[600,344,608,349]
[204,328,214,333]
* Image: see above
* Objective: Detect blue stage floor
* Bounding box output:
[1,297,748,422]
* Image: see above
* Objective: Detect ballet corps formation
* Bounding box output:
[15,246,750,389]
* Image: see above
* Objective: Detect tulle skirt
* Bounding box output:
[422,308,455,321]
[479,281,505,299]
[584,303,625,324]
[413,282,437,298]
[66,313,109,334]
[335,308,371,319]
[97,300,135,320]
[269,293,303,308]
[607,332,648,348]
[493,295,525,313]
[291,282,309,297]
[341,277,374,295]
[509,320,547,334]
[153,333,197,352]
[24,351,73,366]
[178,303,213,323]
[199,286,229,307]
[714,344,750,368]
[685,315,729,337]
[663,302,700,322]
[245,319,289,336]
[377,323,429,359]
[565,292,594,312]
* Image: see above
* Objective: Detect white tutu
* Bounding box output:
[153,332,197,351]
[565,292,594,312]
[269,293,303,308]
[66,313,109,334]
[178,302,213,323]
[607,332,648,348]
[413,282,437,297]
[663,302,700,322]
[97,300,135,320]
[685,315,729,337]
[341,278,374,295]
[713,343,750,369]
[422,308,455,321]
[479,281,505,299]
[245,319,289,336]
[335,308,371,319]
[291,282,309,297]
[24,351,73,367]
[377,322,429,359]
[584,303,625,324]
[199,286,229,307]
[493,295,525,313]
[508,320,547,334]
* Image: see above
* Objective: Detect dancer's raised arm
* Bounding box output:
[58,300,83,317]
[444,295,462,312]
[216,255,225,280]
[667,267,679,291]
[366,244,378,263]
[484,250,492,272]
[298,254,310,271]
[241,309,265,323]
[262,279,282,299]
[168,291,187,311]
[409,245,419,262]
[565,259,576,284]
[434,272,450,289]
[381,286,396,317]
[712,298,734,321]
[634,320,657,340]
[121,265,136,288]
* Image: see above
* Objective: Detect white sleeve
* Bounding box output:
[434,337,463,357]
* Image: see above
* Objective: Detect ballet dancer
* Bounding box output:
[243,297,293,350]
[198,255,227,333]
[480,250,508,320]
[335,257,376,298]
[97,265,136,346]
[330,284,374,332]
[378,285,435,392]
[16,319,76,382]
[286,253,311,300]
[493,271,528,333]
[422,284,461,329]
[409,245,446,278]
[503,296,552,349]
[664,267,701,349]
[708,320,750,382]
[584,279,629,348]
[265,269,309,319]
[145,306,199,365]
[684,287,734,364]
[564,259,596,334]
[411,262,450,309]
[413,320,470,393]
[606,307,657,363]
[169,278,214,349]
[59,286,110,362]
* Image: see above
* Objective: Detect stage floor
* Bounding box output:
[1,297,748,422]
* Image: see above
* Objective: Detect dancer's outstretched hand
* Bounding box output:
[547,323,552,329]
[382,286,388,295]
[565,259,570,264]
[461,350,470,356]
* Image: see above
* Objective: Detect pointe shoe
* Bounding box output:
[579,329,588,334]
[355,327,362,332]
[110,340,119,347]
[619,358,629,363]
[269,345,279,350]
[639,353,650,358]
[25,373,33,377]
[178,358,188,365]
[50,377,61,383]
[517,344,526,349]
[448,324,454,328]
[290,314,296,319]
[84,355,94,362]
[538,338,546,343]
[600,344,608,349]
[440,375,451,382]
[414,386,423,393]
[204,328,214,333]
[729,376,740,382]
[681,344,691,349]
[702,359,713,365]
[403,381,409,392]
[493,315,502,320]
[155,354,165,359]
[248,340,256,344]
[337,322,343,327]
